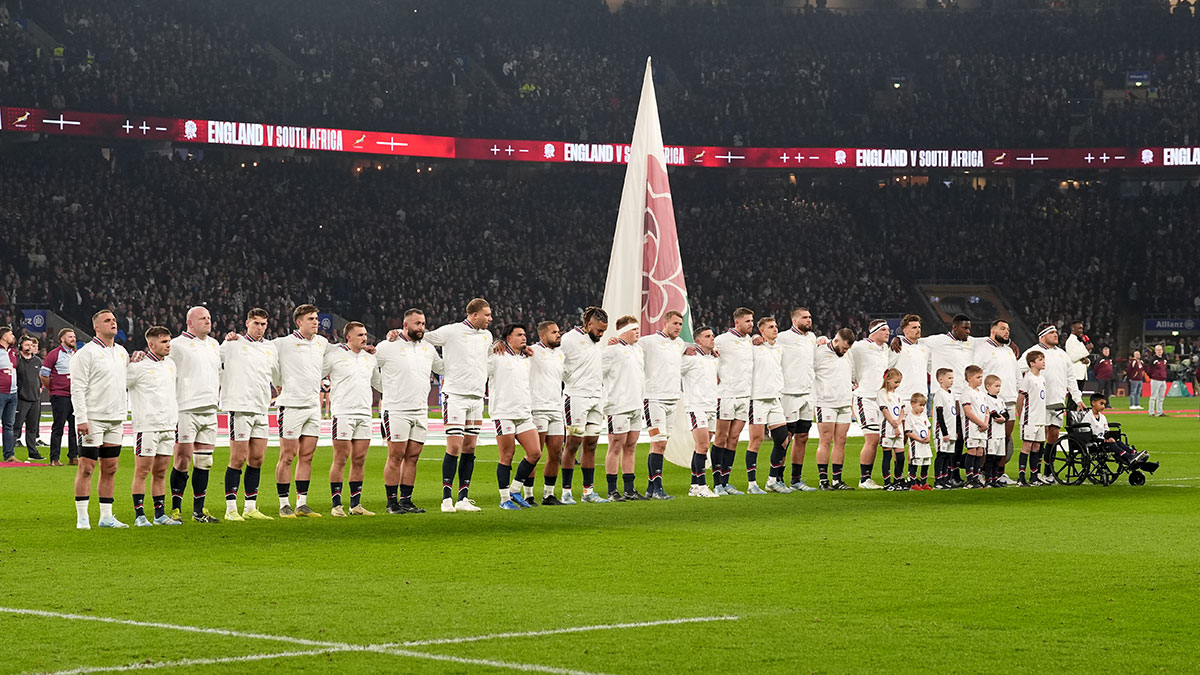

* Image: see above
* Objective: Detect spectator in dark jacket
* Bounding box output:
[16,336,45,459]
[39,329,78,465]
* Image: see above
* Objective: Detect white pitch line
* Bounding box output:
[6,606,732,675]
[0,607,348,648]
[392,615,739,647]
[36,646,613,675]
[34,647,354,675]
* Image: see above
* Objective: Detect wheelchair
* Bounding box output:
[1050,418,1159,486]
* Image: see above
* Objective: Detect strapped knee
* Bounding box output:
[193,452,214,470]
[770,426,790,445]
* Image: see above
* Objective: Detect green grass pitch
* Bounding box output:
[2,399,1197,674]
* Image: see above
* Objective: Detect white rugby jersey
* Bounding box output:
[972,338,1019,404]
[602,340,644,415]
[70,337,129,421]
[271,331,330,408]
[877,387,904,439]
[750,340,784,400]
[169,331,221,412]
[987,393,1006,441]
[1081,410,1109,439]
[529,342,565,412]
[1019,343,1081,408]
[640,331,685,401]
[777,326,816,395]
[323,345,380,417]
[220,335,275,414]
[1019,371,1048,427]
[962,386,990,442]
[127,351,178,432]
[425,320,491,397]
[931,387,958,442]
[812,341,853,408]
[848,338,889,400]
[889,336,929,402]
[920,332,978,397]
[560,327,603,398]
[681,348,718,413]
[905,413,932,454]
[488,347,533,420]
[714,329,753,399]
[375,336,442,413]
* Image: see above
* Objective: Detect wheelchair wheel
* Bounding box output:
[1088,451,1123,486]
[1128,470,1146,486]
[1051,435,1089,486]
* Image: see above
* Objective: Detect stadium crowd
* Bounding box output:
[2,0,1198,147]
[3,146,1199,351]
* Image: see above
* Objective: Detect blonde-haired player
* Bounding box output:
[640,310,687,500]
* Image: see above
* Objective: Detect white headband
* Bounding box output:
[869,321,889,335]
[1038,325,1057,338]
[619,322,640,333]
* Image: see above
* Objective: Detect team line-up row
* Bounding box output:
[61,301,1123,529]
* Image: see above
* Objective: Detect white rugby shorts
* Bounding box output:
[177,410,218,446]
[382,410,428,444]
[750,398,786,427]
[643,399,680,441]
[333,415,372,441]
[854,396,880,434]
[815,405,852,425]
[606,410,643,435]
[532,408,565,437]
[717,397,750,423]
[134,430,174,457]
[564,395,604,437]
[782,393,813,424]
[229,411,270,442]
[278,405,321,440]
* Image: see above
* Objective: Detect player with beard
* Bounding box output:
[813,328,857,490]
[602,316,645,502]
[711,308,755,495]
[847,319,891,489]
[530,322,567,505]
[971,319,1020,485]
[558,307,610,504]
[377,309,442,514]
[1019,324,1084,484]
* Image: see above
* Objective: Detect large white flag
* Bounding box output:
[602,57,695,468]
